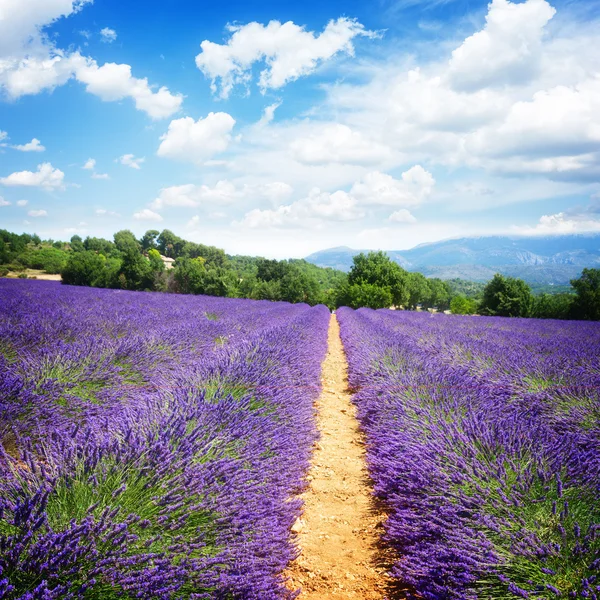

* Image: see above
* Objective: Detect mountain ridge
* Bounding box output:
[304,234,600,284]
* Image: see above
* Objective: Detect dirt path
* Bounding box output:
[286,314,392,599]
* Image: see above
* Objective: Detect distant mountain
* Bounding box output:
[304,234,600,284]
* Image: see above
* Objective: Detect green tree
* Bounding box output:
[337,282,393,309]
[532,293,574,320]
[141,230,160,251]
[280,268,322,305]
[119,249,153,291]
[426,278,452,310]
[450,295,478,315]
[570,268,600,320]
[406,272,430,309]
[61,251,105,286]
[348,251,409,307]
[173,258,207,294]
[69,235,84,252]
[480,274,533,317]
[113,230,141,254]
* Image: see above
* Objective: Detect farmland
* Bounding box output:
[338,307,600,599]
[1,278,600,600]
[0,279,329,599]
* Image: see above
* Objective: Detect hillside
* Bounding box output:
[305,234,600,284]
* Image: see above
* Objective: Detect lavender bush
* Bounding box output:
[338,307,600,599]
[0,279,330,599]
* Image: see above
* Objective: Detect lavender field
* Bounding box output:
[0,279,329,599]
[338,307,600,599]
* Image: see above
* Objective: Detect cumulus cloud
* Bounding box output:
[513,201,600,234]
[83,158,96,170]
[151,180,293,210]
[196,17,378,98]
[388,208,417,223]
[13,138,45,152]
[28,209,48,217]
[119,154,145,169]
[350,167,435,206]
[0,197,10,207]
[0,4,182,120]
[448,0,556,91]
[240,188,365,229]
[91,172,110,179]
[75,60,183,119]
[157,113,236,163]
[133,208,163,222]
[0,131,8,141]
[100,28,117,43]
[0,163,65,190]
[17,199,28,206]
[317,0,600,183]
[290,124,391,165]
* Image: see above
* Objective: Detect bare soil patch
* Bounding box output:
[286,315,395,599]
[3,269,61,281]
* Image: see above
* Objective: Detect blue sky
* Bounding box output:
[1,0,599,258]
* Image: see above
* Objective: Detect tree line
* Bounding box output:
[1,228,598,319]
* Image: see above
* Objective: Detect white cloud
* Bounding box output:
[119,154,145,169]
[388,208,417,223]
[157,113,236,163]
[151,180,293,210]
[0,197,10,206]
[91,172,110,179]
[0,1,182,121]
[239,188,364,229]
[195,17,378,98]
[257,102,281,127]
[28,209,48,217]
[100,28,117,43]
[95,208,121,217]
[513,203,600,234]
[290,124,391,166]
[448,0,556,91]
[465,79,600,161]
[0,0,92,59]
[0,163,65,190]
[0,131,8,142]
[83,158,96,170]
[133,208,163,222]
[13,138,45,152]
[17,199,28,206]
[75,60,183,119]
[350,167,435,206]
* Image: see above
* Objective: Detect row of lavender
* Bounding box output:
[338,307,600,599]
[0,280,330,599]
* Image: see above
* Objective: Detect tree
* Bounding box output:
[532,293,574,320]
[348,251,409,307]
[114,230,141,254]
[119,249,153,291]
[141,230,160,251]
[61,251,105,286]
[279,268,322,305]
[406,272,430,309]
[480,274,533,317]
[173,258,207,294]
[70,235,84,252]
[450,295,478,315]
[337,282,393,310]
[426,278,452,310]
[570,268,600,320]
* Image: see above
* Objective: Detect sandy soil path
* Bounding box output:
[286,314,393,599]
